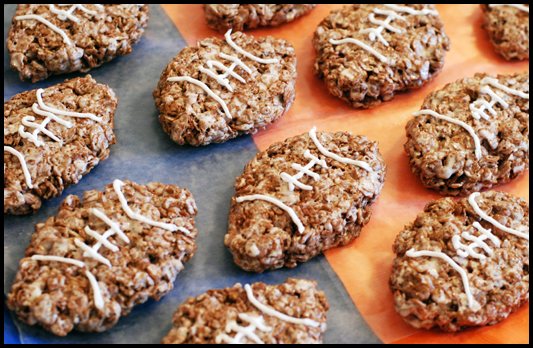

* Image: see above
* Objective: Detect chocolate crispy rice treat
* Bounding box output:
[7,4,149,83]
[405,72,529,196]
[204,4,316,33]
[313,4,450,109]
[162,279,329,344]
[390,191,529,332]
[4,75,117,215]
[153,31,297,146]
[225,129,386,273]
[481,4,529,61]
[7,180,198,336]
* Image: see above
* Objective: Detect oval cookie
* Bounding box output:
[4,75,117,215]
[313,4,449,109]
[204,4,316,33]
[405,72,529,196]
[7,179,198,336]
[390,191,529,332]
[225,127,386,273]
[153,31,297,146]
[162,278,328,344]
[7,5,149,82]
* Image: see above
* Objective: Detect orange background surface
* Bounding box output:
[161,4,529,344]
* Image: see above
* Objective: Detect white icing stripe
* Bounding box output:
[489,4,529,13]
[15,14,72,45]
[452,235,488,259]
[20,116,63,146]
[237,195,304,233]
[85,270,104,310]
[280,149,327,191]
[4,146,33,189]
[309,126,372,171]
[219,52,253,74]
[32,103,74,128]
[473,221,501,247]
[413,110,482,160]
[167,77,232,120]
[36,89,102,122]
[481,77,529,99]
[406,249,474,309]
[224,29,279,64]
[113,180,188,233]
[383,4,438,15]
[468,192,529,240]
[330,38,389,63]
[75,239,112,267]
[92,208,131,243]
[207,60,247,83]
[244,284,321,327]
[31,255,85,268]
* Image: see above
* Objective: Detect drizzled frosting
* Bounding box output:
[30,179,186,310]
[329,4,437,63]
[406,192,529,310]
[489,4,529,13]
[167,29,278,120]
[215,284,320,344]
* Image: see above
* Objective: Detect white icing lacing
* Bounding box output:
[413,110,483,159]
[15,5,105,45]
[236,194,305,234]
[29,179,188,310]
[6,88,102,189]
[406,192,529,310]
[416,77,529,160]
[215,313,272,344]
[167,29,278,120]
[329,4,437,63]
[489,4,529,13]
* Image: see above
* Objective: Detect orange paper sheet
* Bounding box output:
[161,4,529,344]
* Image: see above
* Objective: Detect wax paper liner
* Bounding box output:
[3,4,379,344]
[162,3,530,345]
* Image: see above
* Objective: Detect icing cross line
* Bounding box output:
[5,88,101,190]
[15,5,105,45]
[330,4,437,63]
[167,29,278,120]
[215,284,320,344]
[406,192,529,310]
[30,179,187,310]
[415,77,529,160]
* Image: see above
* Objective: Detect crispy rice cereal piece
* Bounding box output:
[204,4,316,33]
[313,4,449,109]
[225,129,386,273]
[481,4,529,61]
[162,278,329,344]
[7,4,149,82]
[153,31,297,146]
[405,72,529,196]
[4,75,117,215]
[390,191,529,332]
[7,180,198,336]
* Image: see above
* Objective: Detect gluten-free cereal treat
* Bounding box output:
[162,278,328,344]
[405,72,529,196]
[204,4,316,33]
[390,191,529,332]
[481,4,529,61]
[313,4,449,109]
[4,75,117,215]
[153,30,297,146]
[7,179,198,336]
[225,127,386,273]
[7,4,149,82]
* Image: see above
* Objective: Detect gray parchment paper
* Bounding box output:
[3,4,381,344]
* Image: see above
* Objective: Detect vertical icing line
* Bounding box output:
[4,146,33,189]
[91,208,131,243]
[85,269,104,310]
